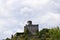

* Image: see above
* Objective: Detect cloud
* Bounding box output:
[21,0,50,8]
[0,0,60,40]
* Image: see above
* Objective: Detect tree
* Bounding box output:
[39,28,50,38]
[6,38,10,40]
[24,28,30,35]
[49,27,60,40]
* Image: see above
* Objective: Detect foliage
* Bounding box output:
[6,38,10,40]
[5,26,60,40]
[49,27,60,40]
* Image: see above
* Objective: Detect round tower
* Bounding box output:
[27,20,32,25]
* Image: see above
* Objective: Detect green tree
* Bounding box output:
[6,38,10,40]
[24,28,30,35]
[39,28,50,38]
[49,27,60,40]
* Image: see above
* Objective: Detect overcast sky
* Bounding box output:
[0,0,60,40]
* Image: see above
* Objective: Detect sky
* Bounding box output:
[0,0,60,40]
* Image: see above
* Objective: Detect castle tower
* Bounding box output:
[24,20,39,35]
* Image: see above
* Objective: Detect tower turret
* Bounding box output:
[27,20,32,25]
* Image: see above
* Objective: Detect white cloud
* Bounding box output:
[0,0,60,40]
[31,12,60,28]
[21,0,50,8]
[20,7,33,15]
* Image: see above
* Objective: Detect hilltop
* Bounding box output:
[5,21,60,40]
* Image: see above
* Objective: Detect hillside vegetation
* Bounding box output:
[6,27,60,40]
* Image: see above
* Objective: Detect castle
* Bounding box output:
[24,21,39,35]
[5,20,57,40]
[11,20,39,40]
